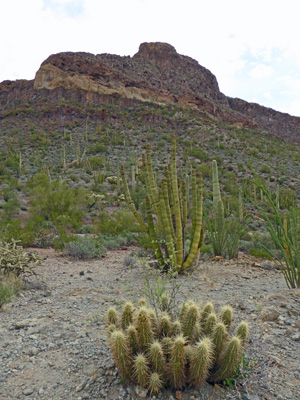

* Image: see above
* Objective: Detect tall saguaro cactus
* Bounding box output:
[121,135,203,272]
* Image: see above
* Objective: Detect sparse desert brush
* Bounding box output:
[63,236,107,260]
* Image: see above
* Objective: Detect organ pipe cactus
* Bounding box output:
[105,300,250,394]
[121,135,203,272]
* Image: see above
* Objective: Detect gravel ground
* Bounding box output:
[1,248,300,400]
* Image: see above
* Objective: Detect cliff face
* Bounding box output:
[1,42,300,143]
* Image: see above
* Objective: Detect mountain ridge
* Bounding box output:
[1,42,300,144]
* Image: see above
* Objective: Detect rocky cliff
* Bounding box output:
[1,42,300,143]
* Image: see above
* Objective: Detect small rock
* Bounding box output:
[14,318,39,329]
[75,380,87,392]
[135,385,148,398]
[175,390,182,399]
[23,388,34,396]
[291,332,300,341]
[242,394,260,400]
[79,271,85,276]
[259,307,280,322]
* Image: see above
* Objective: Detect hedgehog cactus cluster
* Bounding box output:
[121,134,203,272]
[106,299,249,395]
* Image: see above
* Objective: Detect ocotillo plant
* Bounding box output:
[121,135,203,272]
[105,299,249,394]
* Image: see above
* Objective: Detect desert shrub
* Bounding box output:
[0,274,23,308]
[248,247,273,260]
[123,255,138,268]
[260,164,271,174]
[279,188,297,209]
[105,299,249,394]
[64,236,107,260]
[250,182,300,288]
[29,178,86,226]
[87,143,107,154]
[95,208,143,236]
[187,146,210,161]
[86,156,106,169]
[0,283,15,308]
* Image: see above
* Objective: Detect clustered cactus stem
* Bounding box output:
[121,135,203,272]
[106,300,249,395]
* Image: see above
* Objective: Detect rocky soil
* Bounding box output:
[1,248,300,400]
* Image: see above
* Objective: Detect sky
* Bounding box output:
[1,0,300,116]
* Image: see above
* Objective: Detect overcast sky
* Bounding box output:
[1,0,300,116]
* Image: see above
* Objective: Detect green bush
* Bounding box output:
[29,178,86,226]
[95,209,143,236]
[64,236,107,260]
[0,282,15,308]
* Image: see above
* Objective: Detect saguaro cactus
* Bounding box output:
[121,135,203,272]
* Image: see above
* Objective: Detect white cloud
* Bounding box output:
[249,64,273,79]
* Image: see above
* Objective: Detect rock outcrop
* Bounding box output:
[1,42,300,143]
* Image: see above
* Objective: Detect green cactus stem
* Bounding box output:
[126,324,139,356]
[235,321,249,346]
[148,372,164,395]
[135,307,153,351]
[159,313,173,338]
[182,174,203,270]
[149,341,167,379]
[169,335,187,389]
[121,165,148,232]
[109,330,132,379]
[121,302,134,330]
[211,322,228,363]
[170,135,183,268]
[106,306,118,327]
[219,305,234,329]
[182,303,199,342]
[172,320,182,337]
[204,312,217,336]
[189,337,213,387]
[212,159,222,219]
[200,302,214,328]
[210,336,243,383]
[133,353,150,387]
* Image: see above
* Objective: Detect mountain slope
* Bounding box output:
[1,42,300,144]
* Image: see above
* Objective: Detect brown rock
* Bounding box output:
[1,42,300,143]
[259,306,280,322]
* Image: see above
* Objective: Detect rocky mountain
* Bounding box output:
[1,42,300,144]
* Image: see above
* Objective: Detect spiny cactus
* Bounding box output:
[105,300,249,394]
[209,336,243,382]
[134,353,150,387]
[169,335,187,389]
[219,305,234,329]
[134,307,153,351]
[189,337,213,387]
[109,330,132,379]
[106,306,118,327]
[121,302,134,330]
[121,135,203,272]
